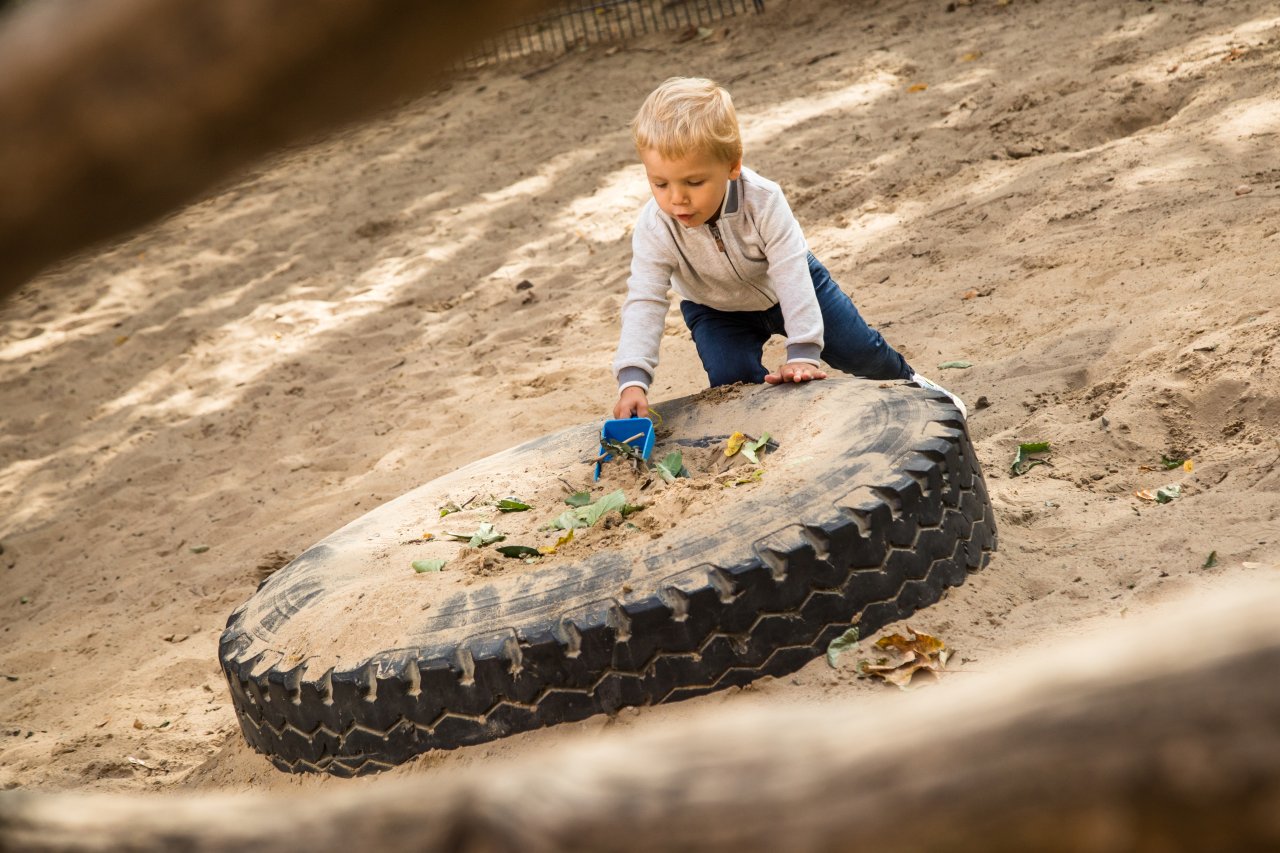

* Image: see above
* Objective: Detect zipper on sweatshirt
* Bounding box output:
[706,221,747,283]
[708,220,727,253]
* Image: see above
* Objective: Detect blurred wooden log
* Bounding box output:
[4,582,1280,852]
[0,0,559,302]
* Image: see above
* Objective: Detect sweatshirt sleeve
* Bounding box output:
[757,186,824,365]
[612,212,674,391]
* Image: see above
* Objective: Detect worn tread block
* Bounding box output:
[516,628,597,691]
[592,671,647,713]
[758,646,817,679]
[842,567,901,608]
[429,714,494,750]
[712,560,778,634]
[857,598,906,636]
[743,612,813,661]
[533,689,599,726]
[342,720,416,758]
[799,588,857,627]
[480,702,539,740]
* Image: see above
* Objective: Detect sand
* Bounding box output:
[1,0,1278,794]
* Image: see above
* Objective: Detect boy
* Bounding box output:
[612,77,960,419]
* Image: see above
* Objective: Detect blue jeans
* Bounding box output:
[679,254,913,387]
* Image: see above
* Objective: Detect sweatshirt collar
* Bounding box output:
[719,174,743,218]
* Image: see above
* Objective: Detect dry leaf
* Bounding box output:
[907,83,929,93]
[858,627,950,690]
[725,432,747,457]
[960,51,983,62]
[875,628,946,657]
[961,288,979,300]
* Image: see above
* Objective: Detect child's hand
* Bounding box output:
[765,361,828,384]
[614,386,650,419]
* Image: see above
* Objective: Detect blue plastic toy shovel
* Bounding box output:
[594,417,655,481]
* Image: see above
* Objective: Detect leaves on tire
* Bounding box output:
[411,559,446,573]
[545,490,641,530]
[857,627,951,689]
[825,626,860,668]
[654,451,689,483]
[1010,441,1051,476]
[725,432,747,457]
[741,432,771,465]
[444,522,505,547]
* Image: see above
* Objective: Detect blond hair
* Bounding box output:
[631,77,743,165]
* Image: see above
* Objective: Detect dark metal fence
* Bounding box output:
[467,0,765,67]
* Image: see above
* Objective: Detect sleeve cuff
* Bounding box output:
[785,342,822,365]
[617,366,652,392]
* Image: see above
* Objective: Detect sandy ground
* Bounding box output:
[1,0,1278,794]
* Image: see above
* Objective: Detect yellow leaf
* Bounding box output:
[859,627,950,689]
[539,529,575,555]
[725,432,746,457]
[874,626,945,657]
[907,83,929,93]
[960,51,983,62]
[1183,459,1194,472]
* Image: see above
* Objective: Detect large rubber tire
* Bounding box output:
[219,378,997,776]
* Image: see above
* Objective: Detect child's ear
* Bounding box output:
[729,157,743,180]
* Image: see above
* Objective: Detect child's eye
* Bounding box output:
[653,182,667,189]
[687,180,704,187]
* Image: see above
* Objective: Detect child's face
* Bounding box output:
[638,147,742,229]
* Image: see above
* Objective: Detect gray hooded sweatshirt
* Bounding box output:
[612,165,824,391]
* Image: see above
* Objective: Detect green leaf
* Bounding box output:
[546,509,585,531]
[741,432,772,465]
[1154,483,1182,504]
[412,559,446,573]
[190,545,210,554]
[602,437,644,462]
[545,490,633,530]
[445,522,505,548]
[565,491,592,507]
[826,626,860,668]
[1203,551,1218,569]
[1160,454,1186,470]
[654,451,688,483]
[495,498,532,513]
[19,596,30,605]
[496,545,541,559]
[938,360,973,369]
[1011,441,1051,476]
[620,502,644,518]
[439,501,462,518]
[581,490,625,526]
